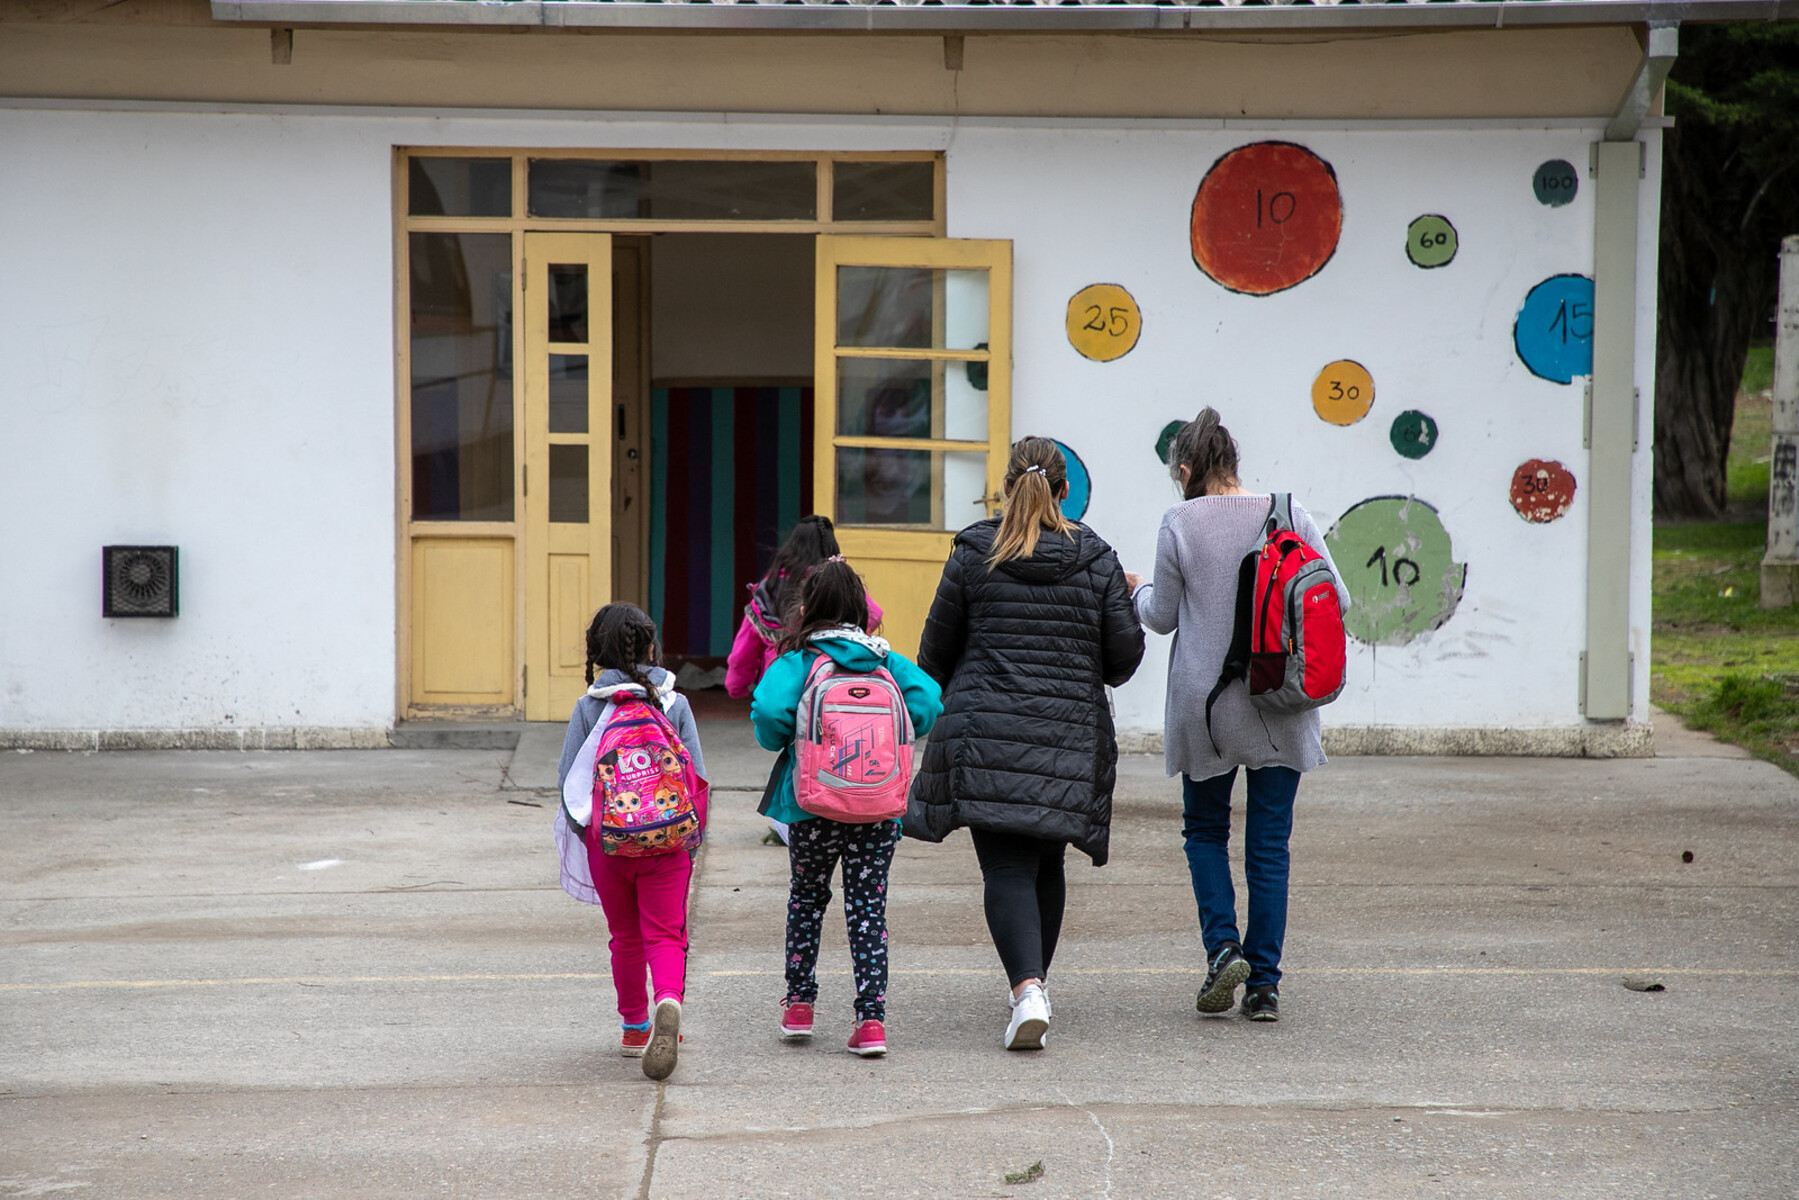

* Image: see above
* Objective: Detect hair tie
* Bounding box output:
[1022,464,1047,477]
[824,554,846,564]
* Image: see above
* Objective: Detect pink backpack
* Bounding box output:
[591,698,701,857]
[793,654,915,823]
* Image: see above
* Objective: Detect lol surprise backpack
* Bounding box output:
[591,699,701,857]
[1204,493,1347,751]
[793,654,915,823]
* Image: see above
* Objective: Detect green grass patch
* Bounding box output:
[1679,673,1799,763]
[1654,343,1799,768]
[1741,343,1774,397]
[1728,390,1772,510]
[1651,521,1799,707]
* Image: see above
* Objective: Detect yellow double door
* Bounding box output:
[409,232,1011,722]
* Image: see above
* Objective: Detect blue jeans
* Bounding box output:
[1181,766,1300,989]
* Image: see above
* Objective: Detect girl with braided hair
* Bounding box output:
[553,603,708,1077]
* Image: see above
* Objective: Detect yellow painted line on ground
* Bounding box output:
[3,966,1795,993]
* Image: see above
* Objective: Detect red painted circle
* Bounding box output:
[1190,142,1343,296]
[1509,459,1577,523]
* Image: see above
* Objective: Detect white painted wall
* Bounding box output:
[0,103,1654,738]
[0,108,399,730]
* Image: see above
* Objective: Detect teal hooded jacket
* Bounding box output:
[750,627,944,827]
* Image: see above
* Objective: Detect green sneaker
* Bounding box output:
[1196,944,1250,1014]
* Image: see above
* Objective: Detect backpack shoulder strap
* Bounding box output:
[1266,493,1294,536]
[1203,550,1259,756]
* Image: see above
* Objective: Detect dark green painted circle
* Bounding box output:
[1155,419,1185,465]
[966,342,989,392]
[1533,159,1579,207]
[1405,215,1457,269]
[1389,410,1439,460]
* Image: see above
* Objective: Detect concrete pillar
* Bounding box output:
[1761,236,1799,608]
[1583,141,1641,720]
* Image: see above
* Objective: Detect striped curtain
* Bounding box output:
[650,386,815,657]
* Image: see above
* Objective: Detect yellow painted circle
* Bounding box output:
[1311,360,1375,426]
[1066,284,1143,362]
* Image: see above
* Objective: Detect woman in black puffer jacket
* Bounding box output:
[906,436,1145,1050]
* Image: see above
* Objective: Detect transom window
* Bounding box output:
[405,151,940,228]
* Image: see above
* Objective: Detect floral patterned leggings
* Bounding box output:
[784,818,900,1022]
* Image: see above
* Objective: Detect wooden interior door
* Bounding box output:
[814,236,1012,659]
[523,233,614,721]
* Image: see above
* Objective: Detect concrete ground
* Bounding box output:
[2,710,1795,1199]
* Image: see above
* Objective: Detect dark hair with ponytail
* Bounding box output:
[1176,407,1241,500]
[989,435,1076,566]
[775,560,871,655]
[760,514,841,617]
[584,602,661,703]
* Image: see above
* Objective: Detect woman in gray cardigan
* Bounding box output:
[1125,408,1348,1024]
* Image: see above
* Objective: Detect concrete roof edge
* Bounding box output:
[209,0,1799,35]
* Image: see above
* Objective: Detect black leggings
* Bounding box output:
[970,828,1067,988]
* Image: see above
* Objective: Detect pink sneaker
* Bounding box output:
[620,1025,652,1058]
[780,999,815,1041]
[847,1019,887,1057]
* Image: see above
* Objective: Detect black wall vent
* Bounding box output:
[104,546,179,618]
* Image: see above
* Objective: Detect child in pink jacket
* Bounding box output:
[725,515,884,699]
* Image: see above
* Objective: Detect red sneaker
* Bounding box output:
[847,1019,887,1058]
[780,999,814,1041]
[620,1025,651,1058]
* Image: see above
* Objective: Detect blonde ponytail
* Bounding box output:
[988,436,1077,565]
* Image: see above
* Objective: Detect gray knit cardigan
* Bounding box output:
[1133,494,1350,781]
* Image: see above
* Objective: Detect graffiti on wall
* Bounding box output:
[1405,214,1458,269]
[1055,440,1092,521]
[1533,159,1579,207]
[1312,360,1375,426]
[1509,459,1577,523]
[1190,142,1343,296]
[1103,142,1591,658]
[1514,274,1595,384]
[1326,497,1467,646]
[1066,284,1142,361]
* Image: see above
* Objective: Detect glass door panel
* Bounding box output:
[525,233,613,720]
[816,237,1012,658]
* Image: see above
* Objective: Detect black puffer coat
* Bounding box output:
[904,519,1145,865]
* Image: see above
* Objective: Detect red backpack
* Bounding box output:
[1205,494,1347,752]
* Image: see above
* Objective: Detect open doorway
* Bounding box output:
[623,232,817,702]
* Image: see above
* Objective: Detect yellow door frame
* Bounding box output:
[814,236,1013,659]
[522,233,615,721]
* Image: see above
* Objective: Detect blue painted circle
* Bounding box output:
[1055,440,1091,521]
[1513,274,1594,385]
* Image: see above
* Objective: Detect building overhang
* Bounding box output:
[210,0,1799,35]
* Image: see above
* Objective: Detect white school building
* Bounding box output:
[3,0,1740,753]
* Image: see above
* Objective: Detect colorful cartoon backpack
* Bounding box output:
[793,653,915,823]
[591,698,701,857]
[1205,493,1347,752]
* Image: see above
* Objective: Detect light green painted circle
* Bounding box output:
[1325,496,1466,645]
[1406,214,1458,269]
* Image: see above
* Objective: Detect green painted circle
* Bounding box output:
[1532,159,1579,207]
[1406,215,1458,269]
[1389,410,1439,460]
[1325,496,1466,646]
[1155,419,1185,465]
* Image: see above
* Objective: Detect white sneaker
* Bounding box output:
[1004,985,1050,1051]
[1006,985,1051,1019]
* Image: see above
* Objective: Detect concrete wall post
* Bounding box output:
[1584,139,1642,720]
[1761,236,1799,607]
